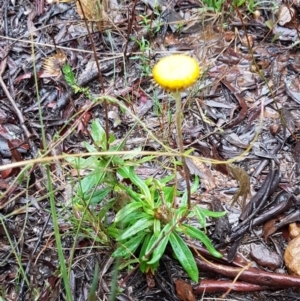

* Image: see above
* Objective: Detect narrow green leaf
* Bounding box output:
[169,232,198,282]
[153,219,161,237]
[112,232,146,258]
[139,233,152,273]
[181,224,222,258]
[63,63,76,85]
[191,176,199,193]
[199,208,226,218]
[118,167,152,205]
[98,199,116,221]
[160,174,175,184]
[83,141,97,153]
[181,176,199,206]
[193,205,206,229]
[115,202,143,223]
[121,211,149,226]
[116,183,142,202]
[77,172,104,196]
[147,224,171,265]
[181,190,187,207]
[117,217,153,241]
[89,187,112,204]
[122,147,142,160]
[163,186,175,204]
[135,155,156,164]
[107,225,121,238]
[91,119,107,150]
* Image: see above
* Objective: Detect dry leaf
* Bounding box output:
[42,51,67,79]
[227,164,250,209]
[175,279,196,301]
[289,223,300,239]
[146,271,155,289]
[284,235,300,275]
[186,157,216,191]
[76,0,110,32]
[277,4,295,26]
[262,216,281,241]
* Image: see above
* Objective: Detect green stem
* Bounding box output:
[172,91,191,210]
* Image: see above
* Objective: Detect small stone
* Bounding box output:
[270,124,281,136]
[253,10,261,19]
[250,244,282,270]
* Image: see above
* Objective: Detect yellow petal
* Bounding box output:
[152,54,200,91]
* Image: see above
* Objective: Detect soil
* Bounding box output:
[1,0,300,300]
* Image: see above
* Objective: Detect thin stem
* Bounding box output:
[172,91,191,209]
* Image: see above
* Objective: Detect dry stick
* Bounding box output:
[194,280,271,294]
[0,50,36,154]
[18,215,51,300]
[196,258,300,288]
[123,0,139,57]
[232,161,276,232]
[173,91,191,209]
[220,261,253,299]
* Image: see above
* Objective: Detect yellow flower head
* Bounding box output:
[152,54,200,91]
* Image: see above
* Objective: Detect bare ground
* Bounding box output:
[1,0,300,300]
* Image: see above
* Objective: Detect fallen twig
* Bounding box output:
[0,47,36,153]
[193,280,271,294]
[196,258,300,288]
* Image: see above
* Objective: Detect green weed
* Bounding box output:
[63,58,226,283]
[202,0,225,12]
[130,36,152,77]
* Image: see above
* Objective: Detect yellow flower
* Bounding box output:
[152,54,200,91]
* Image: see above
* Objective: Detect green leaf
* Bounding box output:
[180,224,222,258]
[163,186,175,204]
[116,183,142,202]
[77,172,103,196]
[139,234,159,273]
[108,133,115,144]
[169,232,198,282]
[160,174,175,184]
[135,156,155,164]
[98,199,115,221]
[115,202,143,223]
[88,187,112,204]
[121,211,150,227]
[63,63,76,86]
[66,156,95,169]
[146,224,171,265]
[91,119,107,150]
[191,176,199,193]
[83,141,97,153]
[112,231,146,258]
[107,225,121,238]
[193,206,226,229]
[199,208,226,218]
[117,217,153,241]
[174,205,188,220]
[181,176,199,206]
[153,219,161,237]
[122,147,142,160]
[193,205,206,229]
[118,167,152,205]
